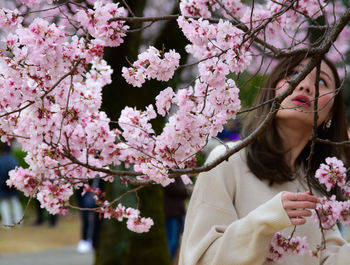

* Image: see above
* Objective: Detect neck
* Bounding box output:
[275,120,312,170]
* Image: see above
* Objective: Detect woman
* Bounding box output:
[178,53,350,265]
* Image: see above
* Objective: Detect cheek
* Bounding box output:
[317,93,335,120]
[275,80,288,96]
[317,92,334,108]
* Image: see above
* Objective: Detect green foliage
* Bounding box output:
[12,149,28,168]
[230,71,267,109]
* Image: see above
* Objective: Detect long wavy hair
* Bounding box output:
[241,52,350,196]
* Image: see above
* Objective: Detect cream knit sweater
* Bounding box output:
[179,144,350,265]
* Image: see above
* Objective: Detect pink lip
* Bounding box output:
[292,95,311,107]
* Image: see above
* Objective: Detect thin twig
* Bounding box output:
[121,0,136,17]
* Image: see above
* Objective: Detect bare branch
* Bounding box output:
[121,0,136,17]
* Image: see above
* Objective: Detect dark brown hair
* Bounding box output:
[242,52,350,196]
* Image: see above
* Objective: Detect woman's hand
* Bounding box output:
[282,191,320,225]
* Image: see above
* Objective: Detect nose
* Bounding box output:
[297,77,313,95]
[298,85,311,94]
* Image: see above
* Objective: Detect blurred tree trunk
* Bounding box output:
[95,1,188,264]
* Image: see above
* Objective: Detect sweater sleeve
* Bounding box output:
[179,146,292,265]
[319,227,350,265]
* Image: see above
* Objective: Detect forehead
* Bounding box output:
[298,58,333,73]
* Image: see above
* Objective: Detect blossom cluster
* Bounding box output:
[1,13,128,221]
[115,77,240,186]
[75,1,129,47]
[315,157,347,192]
[311,161,350,230]
[179,0,247,19]
[155,87,175,117]
[16,0,50,8]
[179,0,323,44]
[0,8,23,31]
[311,157,350,229]
[311,195,350,229]
[122,46,181,87]
[178,16,251,72]
[95,195,153,233]
[267,232,311,263]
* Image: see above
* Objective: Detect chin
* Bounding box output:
[276,111,316,128]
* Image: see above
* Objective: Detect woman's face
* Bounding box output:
[275,59,336,127]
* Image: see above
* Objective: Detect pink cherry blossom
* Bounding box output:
[155,87,175,117]
[122,46,180,87]
[338,200,350,226]
[127,216,154,233]
[311,195,342,229]
[315,157,346,192]
[75,1,129,47]
[179,0,211,18]
[16,0,46,8]
[7,167,37,196]
[35,180,72,215]
[267,232,311,263]
[0,8,23,30]
[210,0,246,19]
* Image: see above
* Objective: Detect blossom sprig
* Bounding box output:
[312,156,350,227]
[122,46,181,87]
[311,195,342,229]
[315,157,346,192]
[0,8,23,31]
[155,87,175,117]
[99,203,153,233]
[311,197,350,229]
[82,183,154,233]
[267,232,311,263]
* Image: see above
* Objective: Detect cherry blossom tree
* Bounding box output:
[0,0,350,262]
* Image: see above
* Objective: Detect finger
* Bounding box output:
[283,201,317,210]
[282,192,298,202]
[296,192,320,203]
[285,209,312,218]
[282,191,320,203]
[290,217,306,226]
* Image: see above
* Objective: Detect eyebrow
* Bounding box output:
[298,64,333,83]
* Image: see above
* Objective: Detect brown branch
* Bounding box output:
[127,21,155,33]
[121,0,136,17]
[20,1,68,16]
[314,138,350,146]
[66,185,144,211]
[110,14,179,23]
[62,150,140,177]
[110,6,350,59]
[305,59,321,194]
